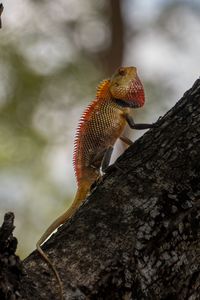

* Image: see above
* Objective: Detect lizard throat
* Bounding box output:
[114,98,140,108]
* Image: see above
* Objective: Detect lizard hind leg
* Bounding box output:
[101,146,113,173]
[120,135,133,146]
[90,146,114,192]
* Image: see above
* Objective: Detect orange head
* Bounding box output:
[109,66,145,108]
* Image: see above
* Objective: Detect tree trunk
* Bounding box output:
[1,79,200,299]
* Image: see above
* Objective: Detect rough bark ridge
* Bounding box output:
[2,79,200,299]
[0,212,23,299]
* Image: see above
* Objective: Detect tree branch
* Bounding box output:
[2,79,200,299]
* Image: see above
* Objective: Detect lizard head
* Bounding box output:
[109,66,145,108]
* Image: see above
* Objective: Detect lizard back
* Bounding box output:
[73,80,128,186]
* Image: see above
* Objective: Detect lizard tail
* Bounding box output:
[36,181,91,300]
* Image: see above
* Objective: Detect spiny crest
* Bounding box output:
[96,79,110,99]
[72,99,98,182]
[73,78,111,184]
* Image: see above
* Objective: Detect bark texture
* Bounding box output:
[0,212,23,299]
[3,79,200,299]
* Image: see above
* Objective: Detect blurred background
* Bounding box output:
[0,0,200,258]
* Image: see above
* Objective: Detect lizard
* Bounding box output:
[36,66,155,299]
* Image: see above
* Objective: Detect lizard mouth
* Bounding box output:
[115,98,142,108]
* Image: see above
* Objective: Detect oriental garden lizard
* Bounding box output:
[36,66,156,299]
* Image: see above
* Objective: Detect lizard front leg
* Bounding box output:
[125,113,156,130]
[120,115,156,146]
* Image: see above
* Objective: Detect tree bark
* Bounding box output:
[0,212,23,299]
[2,79,200,299]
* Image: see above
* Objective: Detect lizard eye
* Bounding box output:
[118,68,126,76]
